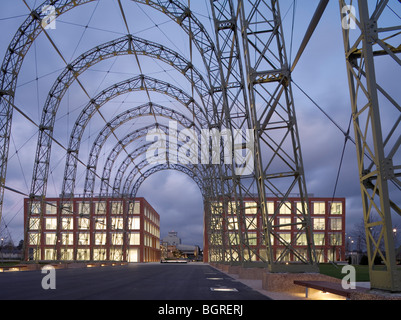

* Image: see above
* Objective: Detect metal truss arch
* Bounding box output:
[62,75,207,197]
[129,163,206,200]
[84,103,203,197]
[0,0,220,222]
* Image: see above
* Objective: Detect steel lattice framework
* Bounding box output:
[339,0,401,291]
[0,0,399,291]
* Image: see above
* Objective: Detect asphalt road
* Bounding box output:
[0,263,271,301]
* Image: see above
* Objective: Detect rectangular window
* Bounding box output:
[29,233,40,245]
[129,232,140,245]
[78,202,91,215]
[77,249,90,261]
[29,201,41,215]
[245,202,257,215]
[111,201,123,215]
[330,233,342,245]
[61,202,73,215]
[44,249,56,260]
[95,201,106,215]
[45,218,57,230]
[111,233,124,245]
[129,217,140,230]
[266,202,275,215]
[279,202,291,215]
[112,217,124,230]
[45,233,57,245]
[229,232,239,245]
[95,217,107,230]
[60,249,73,260]
[279,218,292,230]
[78,217,90,230]
[278,233,291,245]
[313,202,325,215]
[330,202,343,215]
[314,233,325,246]
[296,233,307,246]
[330,218,342,231]
[78,233,90,246]
[94,233,106,245]
[46,202,57,215]
[61,218,73,230]
[228,217,238,230]
[313,218,325,230]
[61,233,73,245]
[93,249,107,261]
[29,218,40,230]
[247,232,257,246]
[245,216,257,230]
[128,201,140,214]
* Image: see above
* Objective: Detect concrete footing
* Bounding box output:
[210,263,401,300]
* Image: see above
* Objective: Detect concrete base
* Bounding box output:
[262,272,340,294]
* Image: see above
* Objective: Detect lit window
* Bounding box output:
[111,201,123,215]
[129,217,140,230]
[29,218,40,230]
[61,202,72,215]
[78,217,90,230]
[111,233,124,245]
[78,202,91,215]
[94,233,106,245]
[111,217,124,230]
[296,233,307,246]
[279,218,291,230]
[313,218,325,230]
[330,202,342,215]
[95,217,106,230]
[314,233,325,246]
[330,218,342,231]
[77,249,90,261]
[61,218,73,230]
[46,202,57,215]
[313,202,325,215]
[95,201,106,215]
[29,233,40,245]
[45,233,57,245]
[129,233,140,245]
[245,202,257,215]
[78,233,90,245]
[228,217,238,230]
[61,233,73,245]
[330,233,342,245]
[29,201,41,215]
[44,249,56,260]
[279,202,292,215]
[245,216,257,230]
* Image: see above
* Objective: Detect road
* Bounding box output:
[0,263,271,300]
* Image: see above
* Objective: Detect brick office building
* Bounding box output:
[24,196,161,263]
[204,197,346,263]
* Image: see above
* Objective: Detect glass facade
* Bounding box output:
[24,198,160,262]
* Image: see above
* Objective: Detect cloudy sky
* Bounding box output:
[0,0,400,249]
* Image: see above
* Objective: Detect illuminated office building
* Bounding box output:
[23,196,160,263]
[204,197,346,264]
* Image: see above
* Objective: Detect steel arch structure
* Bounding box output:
[0,0,399,291]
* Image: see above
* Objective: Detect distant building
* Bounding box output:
[204,196,346,264]
[23,196,161,263]
[162,231,181,246]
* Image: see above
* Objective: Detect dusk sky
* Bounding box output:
[0,0,399,249]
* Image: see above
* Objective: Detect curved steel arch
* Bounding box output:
[84,102,202,197]
[129,163,206,200]
[0,0,222,221]
[34,35,213,203]
[61,75,206,198]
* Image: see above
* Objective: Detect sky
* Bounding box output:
[0,0,400,250]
